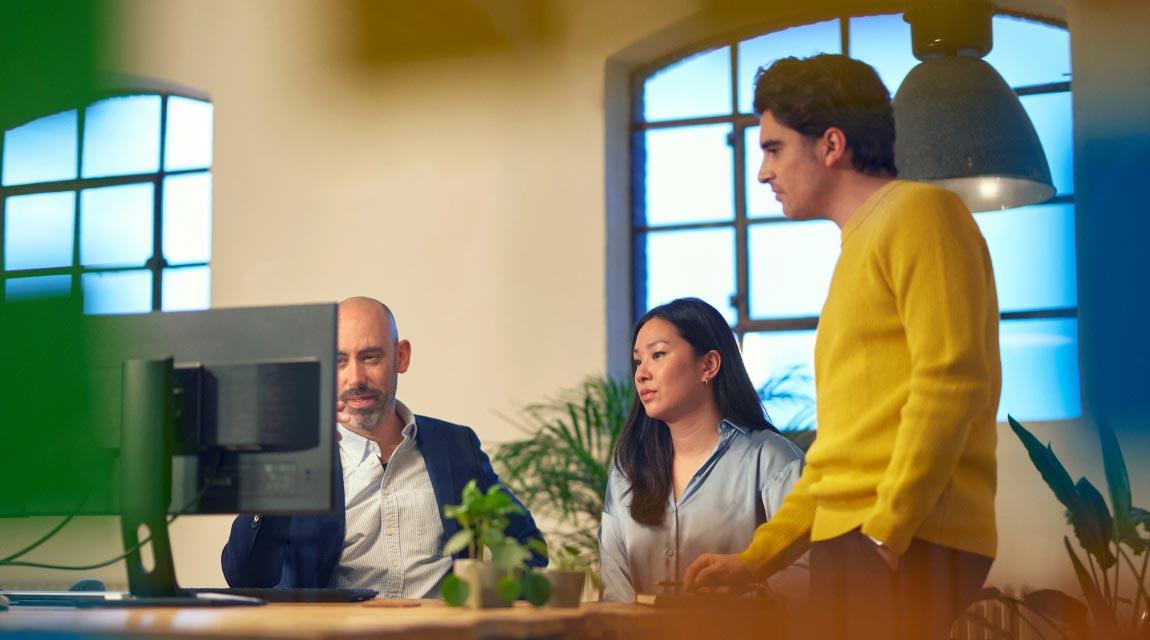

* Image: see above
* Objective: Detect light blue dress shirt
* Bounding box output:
[330,401,451,598]
[599,420,807,602]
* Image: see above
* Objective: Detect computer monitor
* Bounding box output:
[0,300,338,599]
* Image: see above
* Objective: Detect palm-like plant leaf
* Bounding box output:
[1008,415,1113,563]
[1132,507,1150,536]
[1064,536,1120,637]
[1074,477,1117,569]
[1021,588,1091,638]
[1009,416,1082,515]
[1096,417,1143,554]
[494,376,631,559]
[757,364,817,432]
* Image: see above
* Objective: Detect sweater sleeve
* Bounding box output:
[736,462,819,579]
[860,189,998,554]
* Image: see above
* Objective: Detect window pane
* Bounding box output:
[163,173,212,264]
[850,14,917,95]
[80,183,154,268]
[742,330,818,429]
[999,318,1080,421]
[744,126,784,219]
[985,15,1070,88]
[164,97,214,171]
[1021,92,1073,196]
[5,275,72,300]
[644,124,734,225]
[82,270,152,314]
[82,95,161,178]
[162,265,210,311]
[3,192,76,270]
[642,227,736,323]
[643,47,732,122]
[2,110,78,186]
[975,203,1075,312]
[738,20,841,114]
[749,220,840,318]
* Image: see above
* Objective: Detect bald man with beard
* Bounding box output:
[222,297,545,598]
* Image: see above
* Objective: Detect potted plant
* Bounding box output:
[963,416,1150,639]
[439,479,550,609]
[538,544,595,608]
[493,376,632,573]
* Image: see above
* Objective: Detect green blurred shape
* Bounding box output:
[0,295,109,520]
[0,0,103,131]
[1,0,110,524]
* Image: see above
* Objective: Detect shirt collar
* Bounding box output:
[395,400,418,439]
[335,399,420,461]
[718,418,749,436]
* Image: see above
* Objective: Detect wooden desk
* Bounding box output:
[0,599,788,639]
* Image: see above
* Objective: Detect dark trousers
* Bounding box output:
[804,530,992,640]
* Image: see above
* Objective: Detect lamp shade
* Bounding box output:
[893,55,1054,212]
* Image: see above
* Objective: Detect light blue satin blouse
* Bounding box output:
[599,420,807,602]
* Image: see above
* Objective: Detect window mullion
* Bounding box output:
[73,106,86,300]
[731,42,751,330]
[152,95,170,311]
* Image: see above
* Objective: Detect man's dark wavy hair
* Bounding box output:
[753,53,897,177]
[613,297,777,527]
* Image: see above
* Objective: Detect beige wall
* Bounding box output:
[4,0,1146,599]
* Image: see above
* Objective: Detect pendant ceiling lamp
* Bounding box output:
[893,0,1054,212]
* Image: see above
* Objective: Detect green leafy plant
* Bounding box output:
[758,364,818,451]
[494,376,631,562]
[546,542,600,595]
[440,480,550,607]
[1000,415,1150,639]
[549,543,595,572]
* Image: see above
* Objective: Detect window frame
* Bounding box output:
[0,80,212,312]
[628,10,1077,420]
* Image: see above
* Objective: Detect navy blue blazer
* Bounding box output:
[221,415,545,588]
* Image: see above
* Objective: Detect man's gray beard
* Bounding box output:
[346,404,387,431]
[342,399,393,434]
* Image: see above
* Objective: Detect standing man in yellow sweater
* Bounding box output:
[684,54,1001,639]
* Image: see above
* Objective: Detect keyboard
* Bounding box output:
[2,590,265,608]
[185,587,378,603]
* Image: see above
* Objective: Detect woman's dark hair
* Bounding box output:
[614,297,777,527]
[753,53,897,177]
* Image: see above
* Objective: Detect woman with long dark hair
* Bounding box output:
[599,297,807,602]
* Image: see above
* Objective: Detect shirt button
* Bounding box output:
[665,549,675,557]
[386,528,395,536]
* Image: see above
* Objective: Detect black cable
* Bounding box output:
[0,471,217,571]
[0,487,95,564]
[0,512,80,565]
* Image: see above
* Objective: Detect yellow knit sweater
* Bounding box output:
[739,180,1001,577]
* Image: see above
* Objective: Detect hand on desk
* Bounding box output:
[683,554,754,595]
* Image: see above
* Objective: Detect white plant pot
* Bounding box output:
[541,569,586,608]
[453,558,513,609]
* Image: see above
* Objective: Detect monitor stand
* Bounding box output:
[3,358,261,609]
[118,357,182,598]
[114,357,261,607]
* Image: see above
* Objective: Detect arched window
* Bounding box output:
[632,13,1075,426]
[1,87,213,314]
